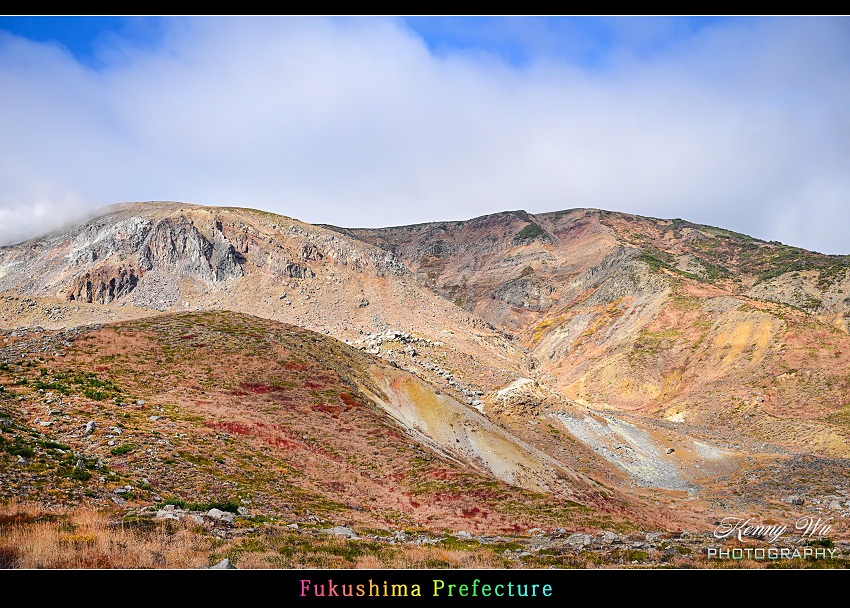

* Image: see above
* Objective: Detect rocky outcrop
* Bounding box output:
[210,230,244,281]
[747,268,850,318]
[301,243,324,261]
[491,278,556,311]
[138,217,243,282]
[283,262,315,279]
[63,264,140,304]
[579,246,661,306]
[67,216,153,268]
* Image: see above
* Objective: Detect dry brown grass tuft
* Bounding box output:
[0,500,217,569]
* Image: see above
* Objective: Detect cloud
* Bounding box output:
[0,16,848,253]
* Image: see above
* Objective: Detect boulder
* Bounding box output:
[645,531,664,543]
[207,508,235,525]
[599,531,622,545]
[322,526,359,539]
[566,533,592,547]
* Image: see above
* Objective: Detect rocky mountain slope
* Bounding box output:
[338,208,850,459]
[0,202,529,395]
[0,311,646,534]
[1,201,850,545]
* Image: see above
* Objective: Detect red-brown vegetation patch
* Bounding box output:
[338,393,364,408]
[284,362,308,371]
[239,382,275,394]
[467,489,500,500]
[428,469,457,481]
[310,374,335,383]
[262,436,299,450]
[210,421,252,435]
[312,404,341,418]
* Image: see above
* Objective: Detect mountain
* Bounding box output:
[1,201,850,562]
[337,208,850,458]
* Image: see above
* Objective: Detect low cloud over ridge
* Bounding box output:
[1,17,848,253]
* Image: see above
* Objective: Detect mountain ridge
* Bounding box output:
[1,200,849,551]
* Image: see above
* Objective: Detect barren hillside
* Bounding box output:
[1,202,850,568]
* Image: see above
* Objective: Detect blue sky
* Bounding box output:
[0,16,735,70]
[0,16,848,253]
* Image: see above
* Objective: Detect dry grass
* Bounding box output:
[0,500,511,569]
[0,500,216,569]
[4,500,845,569]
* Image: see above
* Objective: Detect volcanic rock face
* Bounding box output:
[64,264,140,304]
[283,262,315,279]
[138,216,244,282]
[491,277,556,311]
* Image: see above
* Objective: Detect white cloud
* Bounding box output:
[0,16,848,253]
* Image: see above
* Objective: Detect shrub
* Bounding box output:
[513,222,548,244]
[7,444,34,458]
[71,468,92,481]
[110,444,135,456]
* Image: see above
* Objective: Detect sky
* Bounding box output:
[0,16,848,254]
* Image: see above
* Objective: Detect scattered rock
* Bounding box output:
[566,533,592,547]
[322,526,359,539]
[599,531,622,544]
[208,558,236,569]
[786,495,805,506]
[83,420,96,436]
[207,508,235,525]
